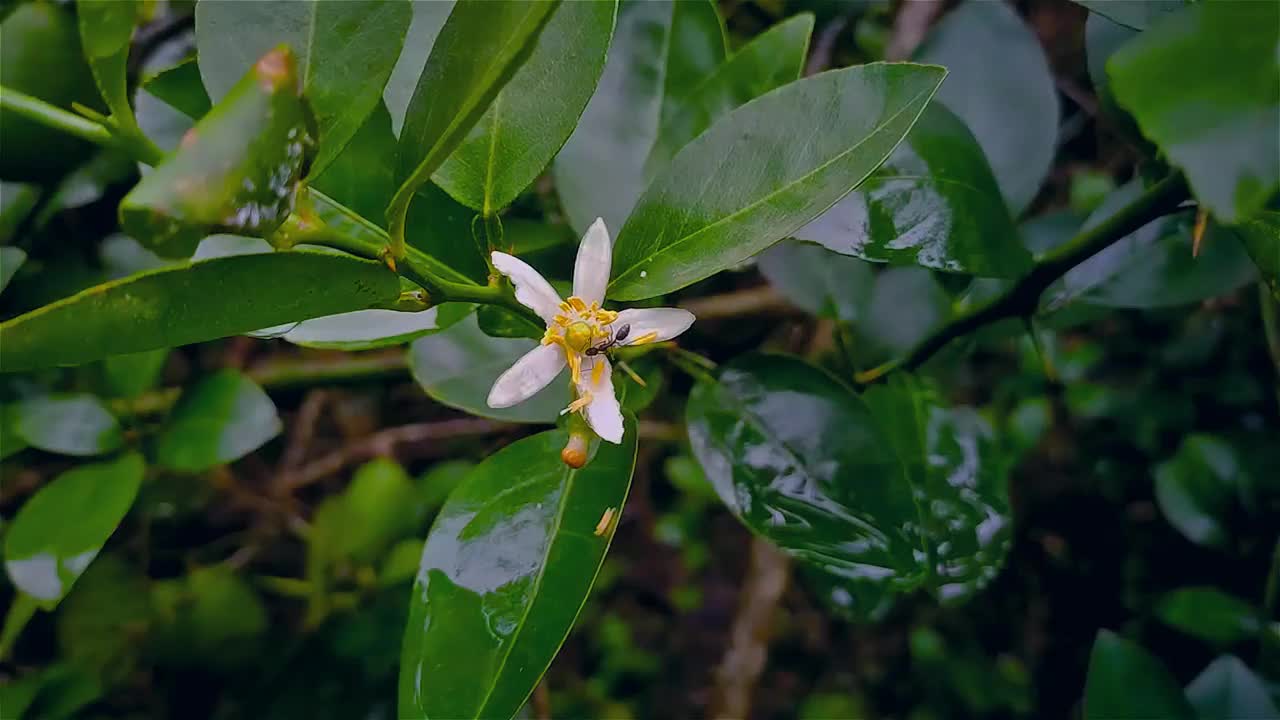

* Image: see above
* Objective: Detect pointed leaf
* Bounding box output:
[0,246,26,294]
[155,370,282,472]
[1185,655,1280,720]
[1153,435,1244,549]
[3,453,145,609]
[76,0,138,124]
[1107,1,1280,222]
[1073,0,1185,30]
[389,0,560,236]
[1083,631,1195,720]
[13,394,122,457]
[553,0,727,234]
[915,0,1059,214]
[609,62,946,300]
[383,0,456,136]
[433,0,617,213]
[0,250,401,372]
[120,46,317,257]
[399,421,637,719]
[796,103,1029,277]
[195,0,411,175]
[1155,588,1265,647]
[282,303,474,351]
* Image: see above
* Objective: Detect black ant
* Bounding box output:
[584,324,630,356]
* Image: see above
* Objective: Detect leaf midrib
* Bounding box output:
[611,72,942,291]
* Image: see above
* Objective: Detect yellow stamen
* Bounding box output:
[553,315,570,327]
[594,507,617,536]
[594,309,618,324]
[591,359,605,385]
[558,301,572,313]
[561,391,593,415]
[617,360,646,387]
[629,331,660,346]
[568,296,587,312]
[567,351,581,384]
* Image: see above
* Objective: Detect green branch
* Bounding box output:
[856,174,1191,384]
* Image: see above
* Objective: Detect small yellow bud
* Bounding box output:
[561,432,589,468]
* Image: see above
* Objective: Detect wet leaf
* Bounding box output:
[391,0,560,233]
[1083,631,1195,720]
[399,421,637,719]
[915,0,1059,214]
[610,63,946,300]
[758,240,874,324]
[3,452,145,608]
[1185,655,1280,720]
[554,0,727,234]
[155,370,282,472]
[1108,1,1280,222]
[13,394,122,456]
[282,303,473,351]
[408,313,566,423]
[434,0,616,213]
[196,0,411,175]
[120,46,316,257]
[795,103,1029,277]
[0,250,401,372]
[687,356,1010,615]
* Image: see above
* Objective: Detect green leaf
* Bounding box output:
[120,46,316,257]
[1185,655,1280,720]
[55,553,150,689]
[0,182,41,244]
[311,102,397,227]
[686,356,1010,615]
[389,0,560,239]
[281,304,471,351]
[399,421,637,719]
[383,0,455,135]
[643,12,813,182]
[915,0,1059,215]
[1107,1,1280,223]
[433,0,616,213]
[0,250,401,372]
[1154,435,1244,549]
[13,394,122,456]
[417,459,476,516]
[0,404,28,460]
[609,62,946,300]
[102,349,169,398]
[795,103,1029,277]
[76,0,137,124]
[195,0,411,175]
[408,313,566,423]
[861,267,952,357]
[1236,210,1280,298]
[477,304,545,340]
[758,240,873,324]
[141,58,212,120]
[1053,182,1256,309]
[0,245,26,293]
[3,452,145,608]
[336,458,423,563]
[1073,0,1184,30]
[553,0,728,234]
[150,565,268,667]
[155,370,281,472]
[1083,630,1195,720]
[1155,588,1264,646]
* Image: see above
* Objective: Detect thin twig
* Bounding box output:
[680,286,796,321]
[709,538,791,720]
[274,390,329,493]
[805,16,848,76]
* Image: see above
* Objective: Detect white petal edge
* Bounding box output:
[616,307,695,344]
[487,344,566,408]
[492,252,562,324]
[572,217,611,305]
[580,357,623,444]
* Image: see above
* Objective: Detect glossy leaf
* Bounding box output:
[0,245,25,293]
[610,63,946,300]
[861,267,952,357]
[1236,210,1280,299]
[0,250,401,372]
[687,356,1009,615]
[155,370,281,472]
[120,47,316,257]
[76,0,137,124]
[390,0,560,233]
[915,0,1058,214]
[282,303,473,351]
[1185,655,1280,720]
[1083,631,1195,719]
[795,103,1029,277]
[1107,1,1280,223]
[434,0,616,213]
[399,421,638,719]
[3,452,145,608]
[196,0,411,175]
[758,240,873,324]
[1153,435,1243,549]
[1074,0,1184,30]
[13,394,122,456]
[408,313,566,423]
[553,0,727,234]
[644,13,813,181]
[1053,182,1256,309]
[1155,588,1264,646]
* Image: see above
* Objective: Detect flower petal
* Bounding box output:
[572,217,612,305]
[616,307,695,344]
[487,344,566,408]
[580,357,623,444]
[492,252,563,324]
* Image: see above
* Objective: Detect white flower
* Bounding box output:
[486,218,695,443]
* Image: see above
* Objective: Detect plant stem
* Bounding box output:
[856,174,1190,384]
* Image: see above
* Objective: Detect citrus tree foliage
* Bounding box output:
[0,1,1276,718]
